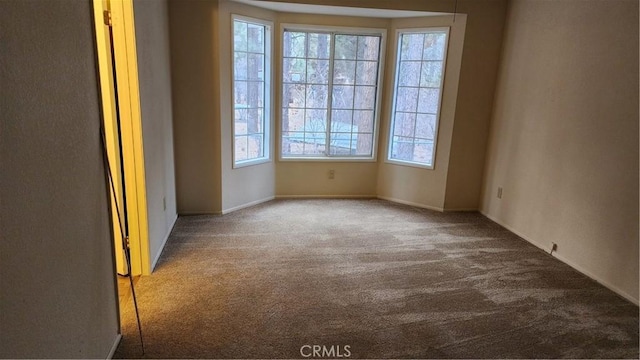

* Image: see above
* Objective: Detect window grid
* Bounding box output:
[388,30,448,168]
[282,29,381,158]
[233,19,270,166]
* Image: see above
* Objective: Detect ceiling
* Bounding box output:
[231,0,450,18]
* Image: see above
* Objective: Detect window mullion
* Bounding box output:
[325,33,336,157]
[413,46,425,155]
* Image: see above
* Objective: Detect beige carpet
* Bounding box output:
[115,199,638,359]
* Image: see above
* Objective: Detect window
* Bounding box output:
[388,28,449,168]
[233,17,271,167]
[281,28,383,159]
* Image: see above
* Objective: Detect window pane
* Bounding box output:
[398,61,421,87]
[391,136,414,161]
[357,36,380,60]
[305,109,327,132]
[354,86,376,110]
[393,112,416,138]
[248,134,263,158]
[283,107,304,131]
[308,33,330,59]
[283,58,305,83]
[247,81,263,108]
[234,21,247,51]
[335,34,357,60]
[233,19,269,165]
[247,108,263,133]
[417,88,439,114]
[248,53,264,80]
[420,61,442,88]
[247,24,264,53]
[235,136,248,161]
[353,110,374,133]
[304,132,326,155]
[389,29,448,167]
[401,33,424,60]
[413,141,433,165]
[283,84,305,108]
[396,87,418,112]
[282,131,304,155]
[355,61,378,85]
[423,33,447,60]
[306,84,328,108]
[234,52,248,80]
[284,31,306,57]
[235,110,247,135]
[307,59,329,84]
[235,81,248,107]
[354,133,373,156]
[331,109,353,128]
[416,114,437,140]
[333,60,356,84]
[332,85,354,109]
[281,30,382,159]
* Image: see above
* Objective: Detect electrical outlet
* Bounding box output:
[163,197,166,210]
[497,187,503,199]
[328,169,335,180]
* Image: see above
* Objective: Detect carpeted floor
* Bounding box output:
[115,199,638,359]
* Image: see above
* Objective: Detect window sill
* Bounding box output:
[385,158,435,170]
[279,156,377,163]
[233,158,272,169]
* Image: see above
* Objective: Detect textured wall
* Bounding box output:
[481,0,639,303]
[134,0,179,266]
[218,0,277,211]
[168,0,222,214]
[377,14,467,211]
[0,0,120,357]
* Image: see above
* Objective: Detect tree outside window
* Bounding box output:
[388,29,448,168]
[281,28,383,159]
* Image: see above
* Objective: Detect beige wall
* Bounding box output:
[169,0,222,214]
[219,0,277,212]
[443,0,507,210]
[134,0,179,266]
[481,0,639,303]
[377,14,467,211]
[0,0,119,357]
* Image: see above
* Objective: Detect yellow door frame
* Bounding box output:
[93,0,151,276]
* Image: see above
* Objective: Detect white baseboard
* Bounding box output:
[151,214,178,271]
[178,211,222,216]
[377,195,444,212]
[106,334,122,359]
[443,207,478,212]
[480,210,639,306]
[276,194,377,199]
[221,196,275,215]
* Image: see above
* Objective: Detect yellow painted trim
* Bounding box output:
[110,0,151,275]
[93,0,128,275]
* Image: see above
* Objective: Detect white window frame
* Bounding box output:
[232,14,273,168]
[279,24,386,162]
[387,27,450,170]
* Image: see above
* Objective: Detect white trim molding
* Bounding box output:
[376,195,444,212]
[107,334,122,359]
